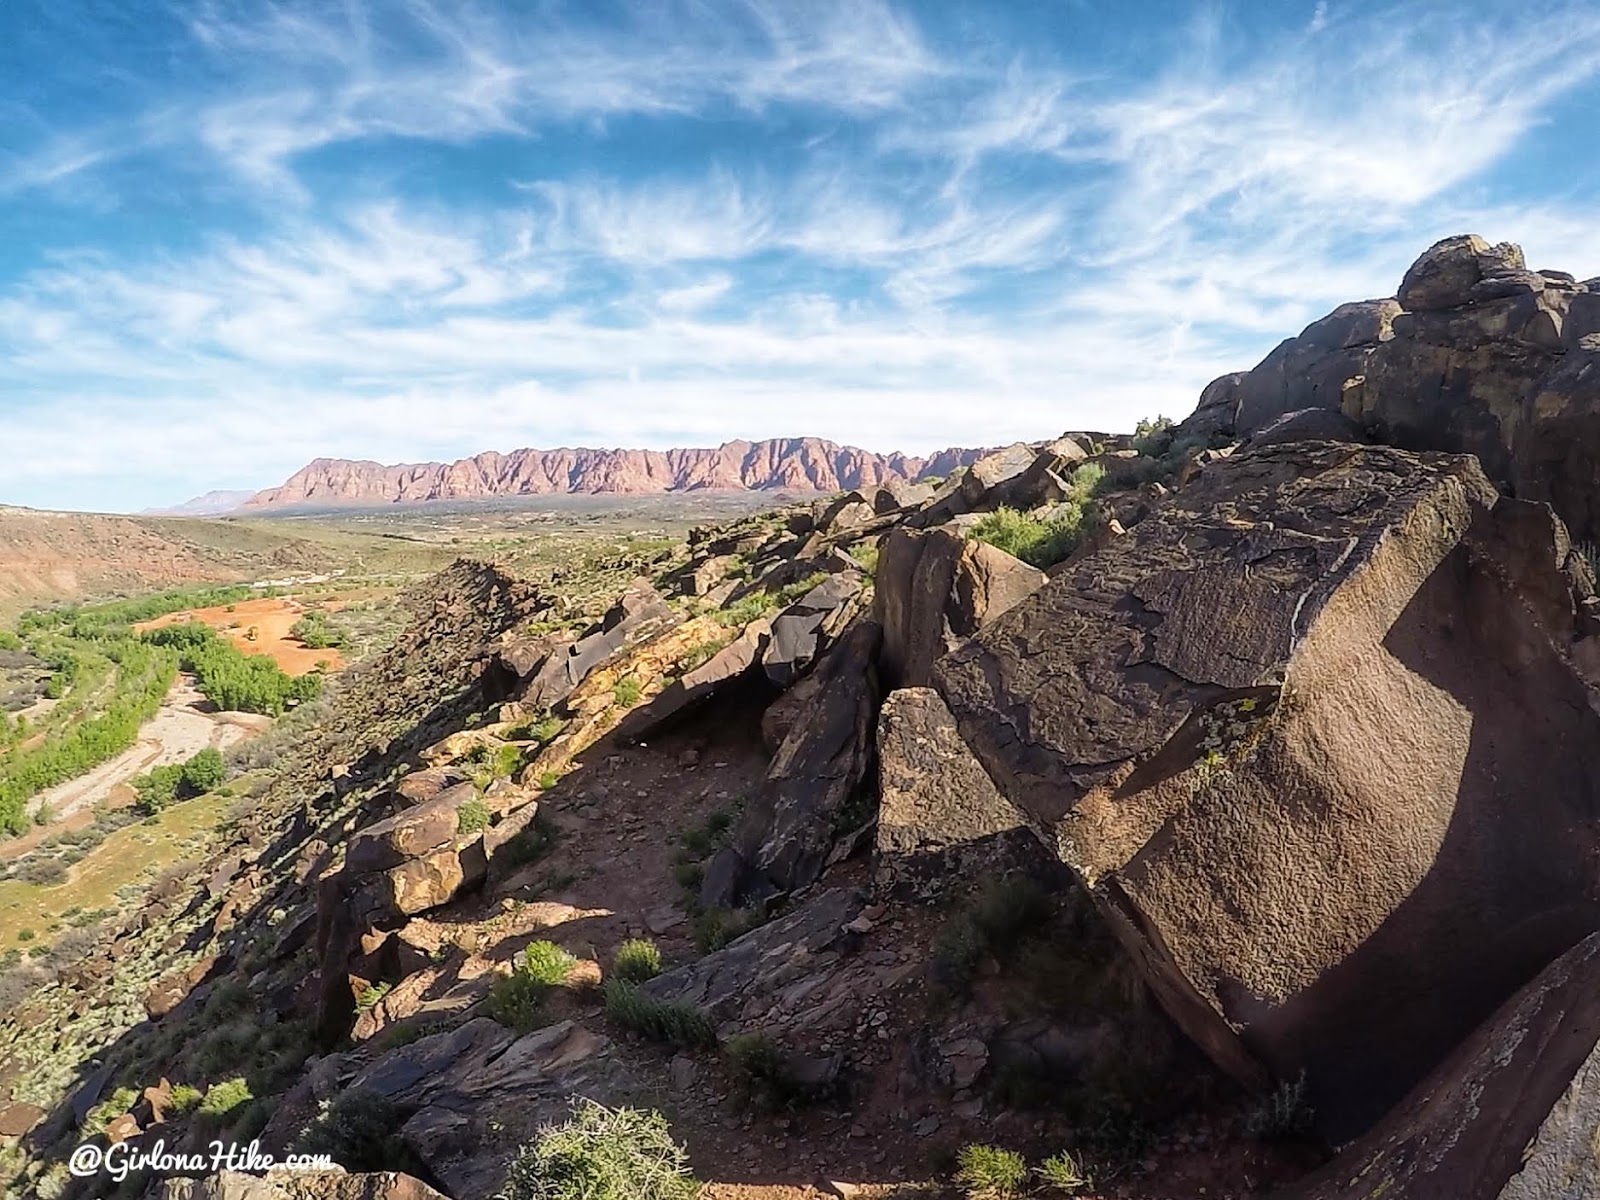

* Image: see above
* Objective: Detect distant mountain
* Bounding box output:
[241,438,989,510]
[144,490,255,517]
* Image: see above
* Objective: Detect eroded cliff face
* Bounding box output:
[242,439,986,509]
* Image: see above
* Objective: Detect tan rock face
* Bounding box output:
[241,439,988,509]
[935,441,1600,1139]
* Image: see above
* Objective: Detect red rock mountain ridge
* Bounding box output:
[243,439,988,509]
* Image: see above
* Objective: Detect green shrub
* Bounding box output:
[167,1084,203,1115]
[712,593,776,628]
[290,612,345,650]
[611,939,663,983]
[954,1144,1027,1199]
[295,1088,417,1173]
[933,876,1052,996]
[1036,1150,1092,1195]
[603,979,715,1048]
[488,941,576,1032]
[497,1099,699,1200]
[82,1086,138,1134]
[355,981,392,1012]
[1245,1072,1315,1141]
[612,677,643,708]
[724,1032,833,1110]
[180,747,227,793]
[457,798,492,835]
[522,940,578,986]
[197,1078,253,1122]
[500,813,557,866]
[692,906,763,954]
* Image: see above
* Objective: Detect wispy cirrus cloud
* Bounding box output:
[2,0,1600,511]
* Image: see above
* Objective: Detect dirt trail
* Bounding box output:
[9,677,268,855]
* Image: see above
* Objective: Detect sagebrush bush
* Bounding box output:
[954,1144,1027,1199]
[604,979,715,1048]
[295,1088,417,1173]
[496,1099,699,1200]
[611,939,663,983]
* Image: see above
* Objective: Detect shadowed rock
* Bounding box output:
[1274,931,1600,1200]
[935,440,1600,1139]
[874,688,1032,891]
[704,621,882,907]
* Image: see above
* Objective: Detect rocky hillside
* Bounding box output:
[241,439,990,510]
[4,233,1600,1200]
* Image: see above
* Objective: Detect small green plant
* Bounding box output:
[536,770,562,791]
[457,798,492,835]
[355,981,392,1012]
[167,1084,204,1115]
[1036,1150,1093,1195]
[522,940,578,986]
[933,876,1053,995]
[612,676,643,708]
[611,939,663,983]
[1246,1072,1315,1141]
[16,929,35,942]
[954,1144,1027,1199]
[712,593,776,628]
[488,941,576,1032]
[496,1099,700,1200]
[692,906,764,954]
[197,1077,253,1122]
[724,1031,833,1110]
[524,715,566,745]
[603,979,716,1048]
[82,1086,139,1134]
[851,539,881,577]
[500,812,557,866]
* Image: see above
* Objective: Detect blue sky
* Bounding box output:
[3,1,1600,512]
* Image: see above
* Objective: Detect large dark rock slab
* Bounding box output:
[935,440,1600,1140]
[1275,931,1600,1200]
[873,526,1044,689]
[705,621,881,907]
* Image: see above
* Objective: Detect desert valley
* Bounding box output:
[3,233,1600,1200]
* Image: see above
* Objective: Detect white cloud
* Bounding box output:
[6,1,1600,512]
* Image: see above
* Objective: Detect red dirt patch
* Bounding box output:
[136,596,347,676]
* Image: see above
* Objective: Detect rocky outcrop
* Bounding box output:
[704,620,882,907]
[645,887,865,1021]
[874,688,1032,892]
[518,580,676,711]
[874,527,1045,688]
[243,440,989,509]
[935,440,1600,1138]
[1195,233,1600,542]
[1276,930,1600,1200]
[342,1018,634,1198]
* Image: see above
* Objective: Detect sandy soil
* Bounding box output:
[8,676,268,856]
[136,595,348,675]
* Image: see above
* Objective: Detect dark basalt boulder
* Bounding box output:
[935,441,1600,1140]
[1274,930,1600,1200]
